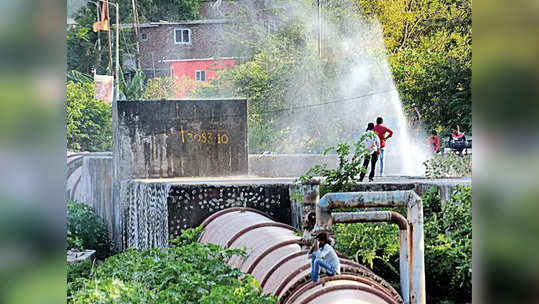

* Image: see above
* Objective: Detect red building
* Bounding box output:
[169,57,236,82]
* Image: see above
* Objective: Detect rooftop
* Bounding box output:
[119,19,231,29]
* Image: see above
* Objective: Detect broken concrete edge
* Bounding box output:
[67,249,96,264]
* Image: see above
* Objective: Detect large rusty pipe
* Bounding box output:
[200,208,403,304]
[315,190,425,304]
[332,211,410,304]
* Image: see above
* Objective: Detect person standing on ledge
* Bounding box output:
[308,232,340,282]
[373,116,394,176]
[359,122,380,182]
[411,104,421,137]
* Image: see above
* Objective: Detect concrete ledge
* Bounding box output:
[67,249,96,264]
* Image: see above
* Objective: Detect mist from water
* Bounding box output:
[332,16,429,176]
[250,1,431,176]
[67,0,431,176]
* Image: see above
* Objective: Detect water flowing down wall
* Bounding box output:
[122,180,171,250]
[121,179,293,250]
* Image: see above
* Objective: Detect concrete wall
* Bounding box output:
[248,154,338,177]
[79,156,114,238]
[66,152,116,241]
[116,99,248,179]
[167,183,292,237]
[247,153,409,178]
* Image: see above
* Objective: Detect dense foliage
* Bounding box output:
[423,185,472,302]
[358,0,472,134]
[424,151,472,178]
[68,227,276,304]
[299,140,471,302]
[67,260,93,301]
[333,186,472,303]
[67,200,114,259]
[66,81,112,152]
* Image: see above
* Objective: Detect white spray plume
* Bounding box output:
[266,1,431,176]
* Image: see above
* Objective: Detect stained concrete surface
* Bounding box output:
[116,99,248,179]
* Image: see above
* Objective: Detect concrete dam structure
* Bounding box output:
[199,207,403,304]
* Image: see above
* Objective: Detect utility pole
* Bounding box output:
[317,0,321,58]
[131,0,141,69]
[96,5,102,69]
[115,1,120,101]
[106,2,113,75]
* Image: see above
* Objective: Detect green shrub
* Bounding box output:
[72,278,156,303]
[67,229,84,251]
[424,151,472,178]
[334,222,401,286]
[332,186,472,303]
[67,200,113,259]
[297,136,370,192]
[67,260,93,301]
[423,185,472,302]
[69,227,276,304]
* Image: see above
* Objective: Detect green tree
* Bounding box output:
[66,81,112,152]
[358,0,472,133]
[141,77,178,99]
[199,0,471,152]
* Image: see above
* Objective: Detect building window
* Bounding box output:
[140,32,148,41]
[174,28,191,44]
[195,70,206,81]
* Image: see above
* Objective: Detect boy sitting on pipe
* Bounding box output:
[308,231,341,282]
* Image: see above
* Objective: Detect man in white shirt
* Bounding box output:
[359,122,381,182]
[308,232,340,282]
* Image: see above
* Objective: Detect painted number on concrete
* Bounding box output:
[180,125,229,144]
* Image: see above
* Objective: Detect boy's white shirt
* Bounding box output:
[363,130,380,154]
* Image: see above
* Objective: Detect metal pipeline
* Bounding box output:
[331,211,411,304]
[199,207,403,304]
[315,190,425,304]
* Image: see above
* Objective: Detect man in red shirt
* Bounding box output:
[373,117,394,176]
